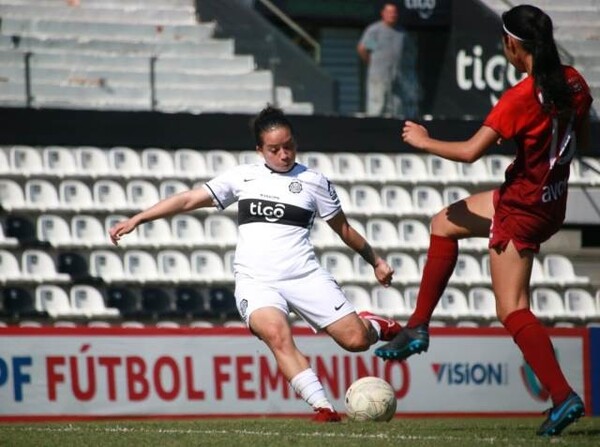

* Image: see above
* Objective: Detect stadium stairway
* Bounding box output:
[0,0,314,114]
[481,0,600,116]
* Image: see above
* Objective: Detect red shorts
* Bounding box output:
[489,190,561,254]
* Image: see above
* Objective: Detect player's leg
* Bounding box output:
[324,311,401,351]
[376,190,495,360]
[493,242,584,436]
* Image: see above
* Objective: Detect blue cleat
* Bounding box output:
[374,324,429,361]
[537,392,584,436]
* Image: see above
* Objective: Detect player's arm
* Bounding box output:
[402,120,500,163]
[326,211,393,287]
[109,187,214,246]
[357,42,370,64]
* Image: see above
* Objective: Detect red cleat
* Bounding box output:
[312,407,341,422]
[359,311,402,341]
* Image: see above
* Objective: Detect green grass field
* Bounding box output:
[1,417,599,447]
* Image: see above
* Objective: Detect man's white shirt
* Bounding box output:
[204,162,342,281]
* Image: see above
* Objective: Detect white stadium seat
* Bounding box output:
[203,214,238,247]
[426,155,459,184]
[332,153,366,182]
[350,184,383,215]
[35,285,81,318]
[43,146,78,177]
[137,219,172,248]
[37,214,72,246]
[397,219,430,250]
[0,179,25,211]
[141,148,175,178]
[190,249,225,282]
[342,285,372,313]
[24,179,60,211]
[0,249,21,282]
[485,155,513,182]
[532,287,566,319]
[386,252,420,284]
[442,186,470,206]
[321,251,354,282]
[70,285,120,318]
[21,249,69,283]
[364,153,396,183]
[434,287,470,319]
[171,215,205,247]
[127,180,160,209]
[457,159,490,185]
[123,250,159,283]
[9,145,43,176]
[93,180,128,212]
[157,250,192,282]
[74,146,110,177]
[366,218,399,249]
[380,185,413,215]
[371,286,407,318]
[174,149,208,180]
[542,254,589,285]
[71,215,108,247]
[89,250,126,282]
[412,186,443,216]
[159,180,189,200]
[59,179,95,211]
[449,254,484,285]
[395,154,428,184]
[352,253,376,283]
[301,152,336,179]
[108,146,142,178]
[205,150,238,177]
[468,287,497,320]
[564,288,598,319]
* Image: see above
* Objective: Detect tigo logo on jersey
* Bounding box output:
[432,362,508,385]
[249,201,285,222]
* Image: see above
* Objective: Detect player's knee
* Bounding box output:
[339,331,371,352]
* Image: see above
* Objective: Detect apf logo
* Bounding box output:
[456,45,526,105]
[432,362,508,385]
[249,201,285,223]
[520,360,551,402]
[404,0,436,20]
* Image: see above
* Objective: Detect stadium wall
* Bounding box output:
[0,326,595,421]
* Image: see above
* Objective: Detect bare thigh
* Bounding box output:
[490,240,533,321]
[431,190,495,238]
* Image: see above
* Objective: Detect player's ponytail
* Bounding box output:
[253,105,295,146]
[502,5,571,114]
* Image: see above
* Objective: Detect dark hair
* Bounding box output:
[502,5,571,114]
[252,105,295,146]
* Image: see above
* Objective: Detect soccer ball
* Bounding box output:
[345,376,397,422]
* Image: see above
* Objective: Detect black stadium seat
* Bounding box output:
[209,286,238,319]
[2,287,48,319]
[176,287,210,319]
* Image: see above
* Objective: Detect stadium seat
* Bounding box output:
[105,215,140,247]
[459,236,489,252]
[176,287,210,318]
[467,287,497,320]
[333,185,353,213]
[171,214,205,247]
[0,223,18,248]
[564,288,598,320]
[238,150,262,165]
[457,159,490,185]
[404,286,420,313]
[380,185,413,215]
[397,219,430,250]
[127,180,160,209]
[107,287,142,318]
[350,185,383,215]
[137,219,172,248]
[74,146,110,178]
[366,218,399,249]
[321,251,354,282]
[442,186,470,206]
[531,287,566,319]
[0,179,25,211]
[301,152,336,179]
[59,179,95,211]
[123,250,159,283]
[159,179,189,200]
[412,186,444,216]
[203,214,238,247]
[352,253,377,283]
[89,250,126,282]
[21,249,70,283]
[37,214,72,246]
[347,218,367,238]
[71,215,107,247]
[223,249,236,281]
[9,145,43,177]
[205,150,238,177]
[24,179,60,211]
[395,154,429,184]
[371,286,407,318]
[542,254,589,285]
[157,249,192,282]
[433,287,470,319]
[57,252,90,280]
[208,286,238,319]
[173,149,208,180]
[0,148,9,176]
[531,257,548,285]
[93,180,128,212]
[332,153,366,182]
[342,285,372,313]
[386,252,420,284]
[43,146,77,177]
[190,320,215,328]
[190,249,226,282]
[141,287,179,319]
[69,284,120,318]
[0,250,22,283]
[2,287,44,319]
[364,153,396,183]
[35,285,81,318]
[576,157,600,185]
[485,155,513,182]
[449,254,484,285]
[108,146,142,177]
[426,155,459,184]
[141,148,175,178]
[5,215,36,243]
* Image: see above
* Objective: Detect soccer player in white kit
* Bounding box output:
[109,106,401,421]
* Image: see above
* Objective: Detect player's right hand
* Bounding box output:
[109,219,136,246]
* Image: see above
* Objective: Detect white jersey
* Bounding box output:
[204,162,342,281]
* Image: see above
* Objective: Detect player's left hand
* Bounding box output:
[374,259,394,287]
[402,120,429,150]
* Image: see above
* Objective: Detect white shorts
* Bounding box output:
[234,268,356,332]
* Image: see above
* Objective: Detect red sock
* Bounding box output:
[407,234,458,328]
[503,308,572,405]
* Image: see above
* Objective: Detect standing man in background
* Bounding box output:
[357,2,420,118]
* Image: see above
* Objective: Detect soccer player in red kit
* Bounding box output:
[375,4,592,437]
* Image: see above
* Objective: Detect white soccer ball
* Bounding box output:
[345,376,397,422]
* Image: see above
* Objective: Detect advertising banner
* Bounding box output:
[590,327,600,415]
[0,327,589,420]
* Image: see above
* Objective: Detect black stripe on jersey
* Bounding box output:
[204,183,225,210]
[238,199,314,228]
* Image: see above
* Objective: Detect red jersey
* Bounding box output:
[484,66,592,229]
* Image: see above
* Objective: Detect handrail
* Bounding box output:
[256,0,321,63]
